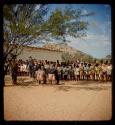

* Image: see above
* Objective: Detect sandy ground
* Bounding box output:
[4,75,112,121]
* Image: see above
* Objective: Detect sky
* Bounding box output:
[37,4,111,59]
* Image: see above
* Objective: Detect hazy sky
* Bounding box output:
[35,4,111,59]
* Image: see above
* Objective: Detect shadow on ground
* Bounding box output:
[4,75,112,91]
[5,81,111,92]
[54,85,111,92]
[56,80,112,92]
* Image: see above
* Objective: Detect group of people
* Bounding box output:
[7,56,112,85]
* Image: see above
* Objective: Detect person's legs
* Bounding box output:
[80,71,83,80]
[29,70,31,77]
[48,74,52,84]
[77,75,80,81]
[44,76,46,84]
[64,75,67,80]
[29,69,33,77]
[12,73,17,84]
[12,73,14,84]
[56,75,59,84]
[14,75,17,84]
[104,74,107,82]
[109,75,112,81]
[32,71,35,79]
[74,75,77,81]
[22,71,23,76]
[39,80,41,84]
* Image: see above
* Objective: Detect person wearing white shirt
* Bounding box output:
[107,63,112,81]
[74,65,80,81]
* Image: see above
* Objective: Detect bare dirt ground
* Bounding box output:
[4,75,112,121]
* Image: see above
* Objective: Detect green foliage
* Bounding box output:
[3,5,93,46]
[3,4,94,72]
[82,55,94,63]
[71,52,94,63]
[62,52,71,62]
[106,55,111,59]
[42,7,90,42]
[62,51,94,63]
[3,4,49,69]
[3,4,47,40]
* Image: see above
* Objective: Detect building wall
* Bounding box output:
[17,46,62,62]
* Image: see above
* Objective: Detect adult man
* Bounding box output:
[10,59,18,85]
[28,57,34,78]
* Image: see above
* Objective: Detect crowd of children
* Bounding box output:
[7,57,112,85]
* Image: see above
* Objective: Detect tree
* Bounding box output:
[62,52,72,62]
[42,7,94,42]
[106,55,111,59]
[3,4,48,74]
[70,51,94,63]
[3,4,93,75]
[82,55,94,63]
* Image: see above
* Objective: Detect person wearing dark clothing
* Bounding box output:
[47,65,56,84]
[11,62,18,85]
[57,66,62,80]
[33,62,39,79]
[28,60,34,78]
[54,68,60,84]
